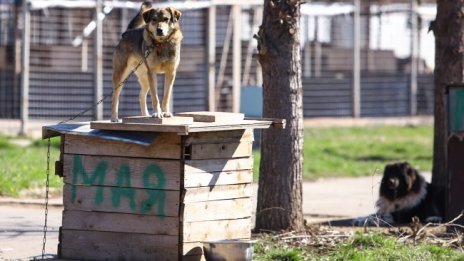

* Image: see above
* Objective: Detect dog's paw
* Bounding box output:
[152,112,163,119]
[162,111,173,117]
[424,216,442,223]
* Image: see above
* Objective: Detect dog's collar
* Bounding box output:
[153,42,164,53]
[145,27,176,54]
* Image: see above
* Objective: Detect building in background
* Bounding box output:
[0,0,436,123]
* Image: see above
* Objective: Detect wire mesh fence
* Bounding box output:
[0,0,435,123]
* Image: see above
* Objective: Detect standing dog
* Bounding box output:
[375,162,444,224]
[111,4,183,122]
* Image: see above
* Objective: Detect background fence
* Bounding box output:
[0,0,436,124]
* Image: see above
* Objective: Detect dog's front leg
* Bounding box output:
[137,72,151,117]
[149,73,163,118]
[161,72,176,117]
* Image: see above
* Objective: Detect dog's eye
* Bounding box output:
[163,17,169,22]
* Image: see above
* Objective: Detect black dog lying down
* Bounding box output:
[355,162,444,226]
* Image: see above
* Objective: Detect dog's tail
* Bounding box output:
[125,1,152,31]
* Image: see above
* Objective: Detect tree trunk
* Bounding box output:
[255,0,304,232]
[431,1,464,188]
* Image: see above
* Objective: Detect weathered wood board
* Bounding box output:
[189,141,252,160]
[90,119,277,134]
[184,158,254,174]
[123,116,194,125]
[183,184,252,203]
[182,198,252,222]
[64,133,182,159]
[184,129,253,145]
[90,120,190,134]
[63,184,180,216]
[176,111,244,123]
[63,154,181,190]
[182,218,251,242]
[60,229,179,261]
[184,170,253,188]
[62,210,179,235]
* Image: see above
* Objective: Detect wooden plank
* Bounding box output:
[183,218,251,242]
[184,170,253,188]
[184,158,254,174]
[183,184,252,203]
[62,210,179,235]
[64,133,182,159]
[244,117,286,129]
[176,111,244,123]
[182,198,252,222]
[63,154,181,190]
[90,120,190,135]
[190,141,252,160]
[123,116,194,125]
[185,129,253,145]
[187,120,274,133]
[90,119,276,133]
[63,184,180,217]
[60,229,178,261]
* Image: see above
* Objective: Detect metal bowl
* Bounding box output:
[203,239,256,261]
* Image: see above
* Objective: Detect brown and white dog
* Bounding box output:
[111,3,183,122]
[355,162,444,226]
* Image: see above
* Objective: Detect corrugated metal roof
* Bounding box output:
[43,122,159,146]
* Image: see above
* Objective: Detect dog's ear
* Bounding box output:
[140,1,152,13]
[142,8,155,24]
[167,7,182,23]
[406,166,417,177]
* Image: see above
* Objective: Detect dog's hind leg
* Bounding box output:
[161,72,176,117]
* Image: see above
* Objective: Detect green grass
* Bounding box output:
[254,125,433,180]
[254,232,464,261]
[0,136,61,197]
[329,232,462,261]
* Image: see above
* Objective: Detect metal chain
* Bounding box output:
[58,45,154,124]
[40,45,154,259]
[41,137,51,260]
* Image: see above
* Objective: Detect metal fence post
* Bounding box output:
[20,0,30,135]
[353,0,361,118]
[94,0,103,120]
[410,0,418,115]
[232,4,241,113]
[208,5,216,112]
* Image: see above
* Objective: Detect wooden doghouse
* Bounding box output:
[43,112,283,261]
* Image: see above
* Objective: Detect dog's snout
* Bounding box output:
[156,28,164,36]
[387,178,399,189]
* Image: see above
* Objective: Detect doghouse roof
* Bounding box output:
[43,115,283,146]
[42,122,159,146]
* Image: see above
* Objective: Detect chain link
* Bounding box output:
[40,45,154,259]
[58,44,154,124]
[41,137,51,259]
